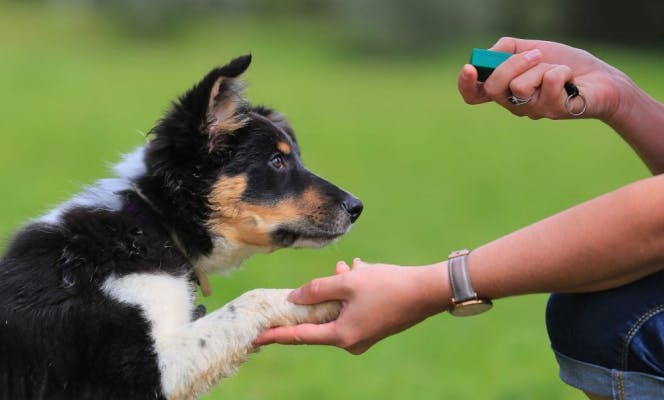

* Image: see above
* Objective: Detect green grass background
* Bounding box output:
[1,4,662,399]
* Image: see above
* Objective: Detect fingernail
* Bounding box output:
[524,49,542,62]
[288,288,301,302]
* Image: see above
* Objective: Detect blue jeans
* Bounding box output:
[546,269,664,399]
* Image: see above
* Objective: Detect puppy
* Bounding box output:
[0,55,362,400]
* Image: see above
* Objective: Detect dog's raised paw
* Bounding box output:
[303,300,341,324]
[233,288,340,329]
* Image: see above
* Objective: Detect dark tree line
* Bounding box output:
[22,0,664,52]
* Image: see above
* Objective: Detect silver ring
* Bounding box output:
[507,94,533,106]
[564,93,587,116]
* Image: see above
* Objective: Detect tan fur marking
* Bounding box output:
[277,141,291,155]
[208,77,225,111]
[208,176,327,247]
[207,77,247,138]
[301,187,323,210]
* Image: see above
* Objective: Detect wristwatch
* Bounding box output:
[447,249,493,317]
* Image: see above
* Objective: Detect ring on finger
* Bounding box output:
[507,94,534,106]
[564,93,587,116]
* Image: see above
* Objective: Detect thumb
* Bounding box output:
[288,274,347,305]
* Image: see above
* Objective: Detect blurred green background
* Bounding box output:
[1,1,663,399]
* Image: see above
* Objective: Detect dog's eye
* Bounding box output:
[270,155,285,170]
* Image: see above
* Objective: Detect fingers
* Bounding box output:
[508,63,552,99]
[290,257,370,305]
[334,260,351,275]
[478,45,578,120]
[254,323,373,354]
[490,37,542,54]
[507,64,574,119]
[351,257,369,269]
[458,64,490,105]
[467,37,588,120]
[483,48,542,100]
[254,323,338,347]
[288,273,348,305]
[459,41,547,107]
[538,64,574,113]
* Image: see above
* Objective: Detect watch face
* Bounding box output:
[450,299,493,317]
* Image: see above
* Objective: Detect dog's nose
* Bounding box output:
[342,197,363,223]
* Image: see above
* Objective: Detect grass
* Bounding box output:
[1,3,662,399]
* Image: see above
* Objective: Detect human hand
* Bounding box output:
[254,258,449,354]
[458,37,629,122]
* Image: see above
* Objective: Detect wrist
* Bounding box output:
[446,249,493,316]
[602,68,650,129]
[412,263,451,316]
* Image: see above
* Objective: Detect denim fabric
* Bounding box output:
[553,351,664,398]
[546,269,664,399]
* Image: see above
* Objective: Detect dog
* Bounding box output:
[0,55,363,400]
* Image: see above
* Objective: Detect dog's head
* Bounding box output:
[142,55,362,260]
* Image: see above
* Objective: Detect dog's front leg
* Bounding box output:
[157,288,340,400]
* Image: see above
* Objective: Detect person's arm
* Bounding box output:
[470,174,664,298]
[603,81,664,175]
[255,175,664,353]
[458,37,664,174]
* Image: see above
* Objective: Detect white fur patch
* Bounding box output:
[103,275,340,400]
[113,146,147,180]
[38,178,132,225]
[37,147,147,225]
[102,273,195,345]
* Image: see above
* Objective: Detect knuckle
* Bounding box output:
[560,64,573,75]
[542,69,563,86]
[291,331,305,345]
[482,81,500,97]
[509,81,532,97]
[494,36,513,49]
[306,278,323,297]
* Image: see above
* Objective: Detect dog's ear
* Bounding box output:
[202,55,251,137]
[167,54,251,142]
[147,55,252,172]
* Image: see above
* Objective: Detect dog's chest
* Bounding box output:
[102,273,195,345]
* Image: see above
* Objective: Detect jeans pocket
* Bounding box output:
[621,305,664,376]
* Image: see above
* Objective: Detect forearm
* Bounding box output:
[464,175,664,301]
[604,72,664,174]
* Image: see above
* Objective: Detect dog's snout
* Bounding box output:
[341,197,363,223]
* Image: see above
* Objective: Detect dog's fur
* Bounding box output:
[0,55,362,400]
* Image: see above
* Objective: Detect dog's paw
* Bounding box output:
[298,298,341,325]
[233,289,340,329]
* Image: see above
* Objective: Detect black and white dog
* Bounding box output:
[0,55,362,400]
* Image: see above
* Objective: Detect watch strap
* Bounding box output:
[448,249,477,303]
